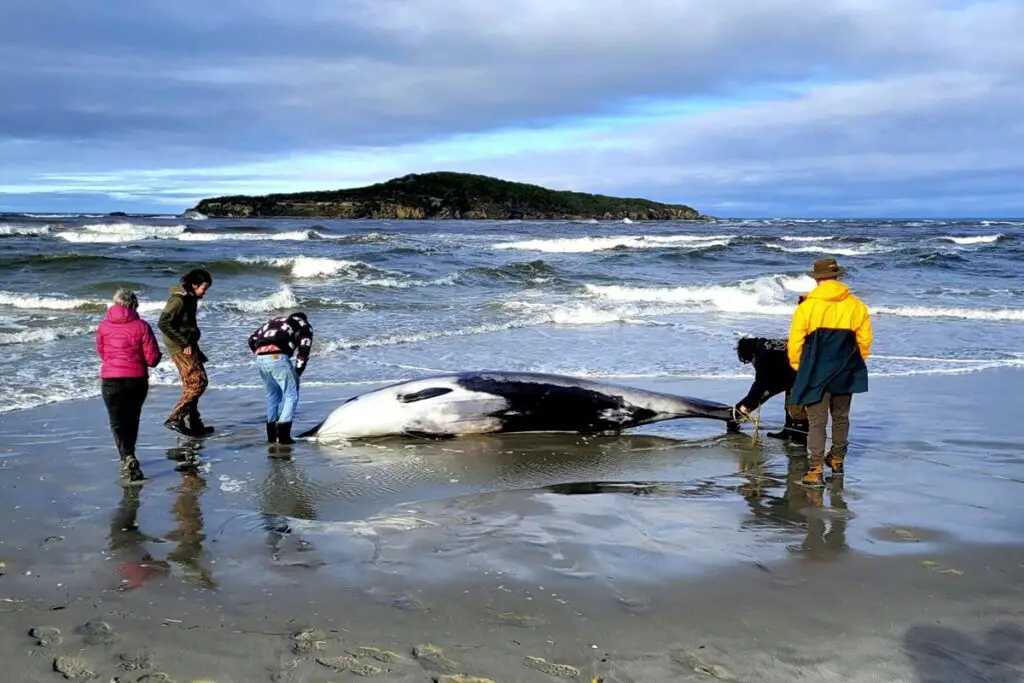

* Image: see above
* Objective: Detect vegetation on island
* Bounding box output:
[189,172,711,221]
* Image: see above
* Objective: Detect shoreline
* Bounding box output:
[2,368,1023,681]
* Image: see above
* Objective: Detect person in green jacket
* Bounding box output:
[158,268,214,437]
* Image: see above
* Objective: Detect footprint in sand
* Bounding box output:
[433,676,496,683]
[118,647,156,671]
[316,654,386,676]
[668,649,737,681]
[136,674,175,683]
[29,626,63,647]
[523,655,581,678]
[922,560,964,576]
[290,627,330,654]
[413,644,461,674]
[346,646,406,663]
[73,619,119,646]
[490,610,550,627]
[53,655,95,680]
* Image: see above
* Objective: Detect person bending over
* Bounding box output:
[159,268,214,437]
[788,258,873,487]
[734,335,809,446]
[248,311,314,445]
[96,287,162,482]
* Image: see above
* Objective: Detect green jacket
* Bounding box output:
[158,285,202,357]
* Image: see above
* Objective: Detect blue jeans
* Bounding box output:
[257,354,299,423]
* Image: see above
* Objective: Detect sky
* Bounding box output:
[0,0,1021,217]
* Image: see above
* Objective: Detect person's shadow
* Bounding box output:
[903,621,1024,682]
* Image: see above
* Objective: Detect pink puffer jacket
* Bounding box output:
[96,305,163,378]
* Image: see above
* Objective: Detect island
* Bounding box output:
[189,172,711,221]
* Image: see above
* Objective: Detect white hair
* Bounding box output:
[112,287,139,310]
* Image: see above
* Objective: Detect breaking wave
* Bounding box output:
[493,234,734,253]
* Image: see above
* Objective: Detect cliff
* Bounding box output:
[189,172,710,220]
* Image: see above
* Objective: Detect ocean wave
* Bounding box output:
[583,274,812,316]
[492,234,734,253]
[0,224,52,237]
[499,300,660,326]
[779,235,836,242]
[56,222,188,243]
[872,305,1024,322]
[318,319,541,354]
[0,326,92,346]
[765,243,897,257]
[0,290,165,313]
[236,255,374,279]
[177,229,317,242]
[934,234,1004,245]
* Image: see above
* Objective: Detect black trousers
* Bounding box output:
[101,377,149,458]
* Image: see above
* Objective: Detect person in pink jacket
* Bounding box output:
[96,287,162,482]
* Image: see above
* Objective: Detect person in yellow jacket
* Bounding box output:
[787,258,873,487]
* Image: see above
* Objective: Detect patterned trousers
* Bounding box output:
[168,352,208,423]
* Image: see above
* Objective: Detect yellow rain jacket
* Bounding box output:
[787,280,873,406]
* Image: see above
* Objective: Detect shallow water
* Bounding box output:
[1,369,1022,606]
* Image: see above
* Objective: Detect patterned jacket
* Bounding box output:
[247,313,314,374]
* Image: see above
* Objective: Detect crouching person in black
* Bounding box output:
[735,336,808,445]
[248,311,314,445]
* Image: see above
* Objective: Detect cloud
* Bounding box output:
[0,0,1021,215]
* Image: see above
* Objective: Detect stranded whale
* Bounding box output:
[298,371,736,440]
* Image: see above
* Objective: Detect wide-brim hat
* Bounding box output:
[808,257,846,279]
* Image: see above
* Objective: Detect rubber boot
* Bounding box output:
[789,419,809,446]
[266,422,278,443]
[187,411,215,436]
[767,412,793,440]
[276,422,295,445]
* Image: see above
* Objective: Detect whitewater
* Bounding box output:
[0,214,1021,413]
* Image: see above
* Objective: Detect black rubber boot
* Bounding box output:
[789,419,809,446]
[767,412,793,440]
[187,409,215,436]
[276,422,295,445]
[266,422,278,443]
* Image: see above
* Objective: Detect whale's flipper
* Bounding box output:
[298,421,325,439]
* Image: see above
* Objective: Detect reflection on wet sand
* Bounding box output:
[108,486,170,591]
[258,459,324,568]
[737,453,850,559]
[165,468,215,589]
[105,446,217,590]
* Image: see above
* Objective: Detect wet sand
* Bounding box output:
[1,370,1023,681]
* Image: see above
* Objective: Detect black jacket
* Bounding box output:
[737,337,797,411]
[248,314,314,374]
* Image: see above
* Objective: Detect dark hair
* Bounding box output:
[736,337,759,363]
[180,268,213,292]
[289,311,308,321]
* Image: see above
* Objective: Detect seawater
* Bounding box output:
[0,214,1021,414]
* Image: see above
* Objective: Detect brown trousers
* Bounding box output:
[804,391,852,466]
[168,352,208,423]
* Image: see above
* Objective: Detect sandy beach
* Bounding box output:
[1,368,1023,682]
